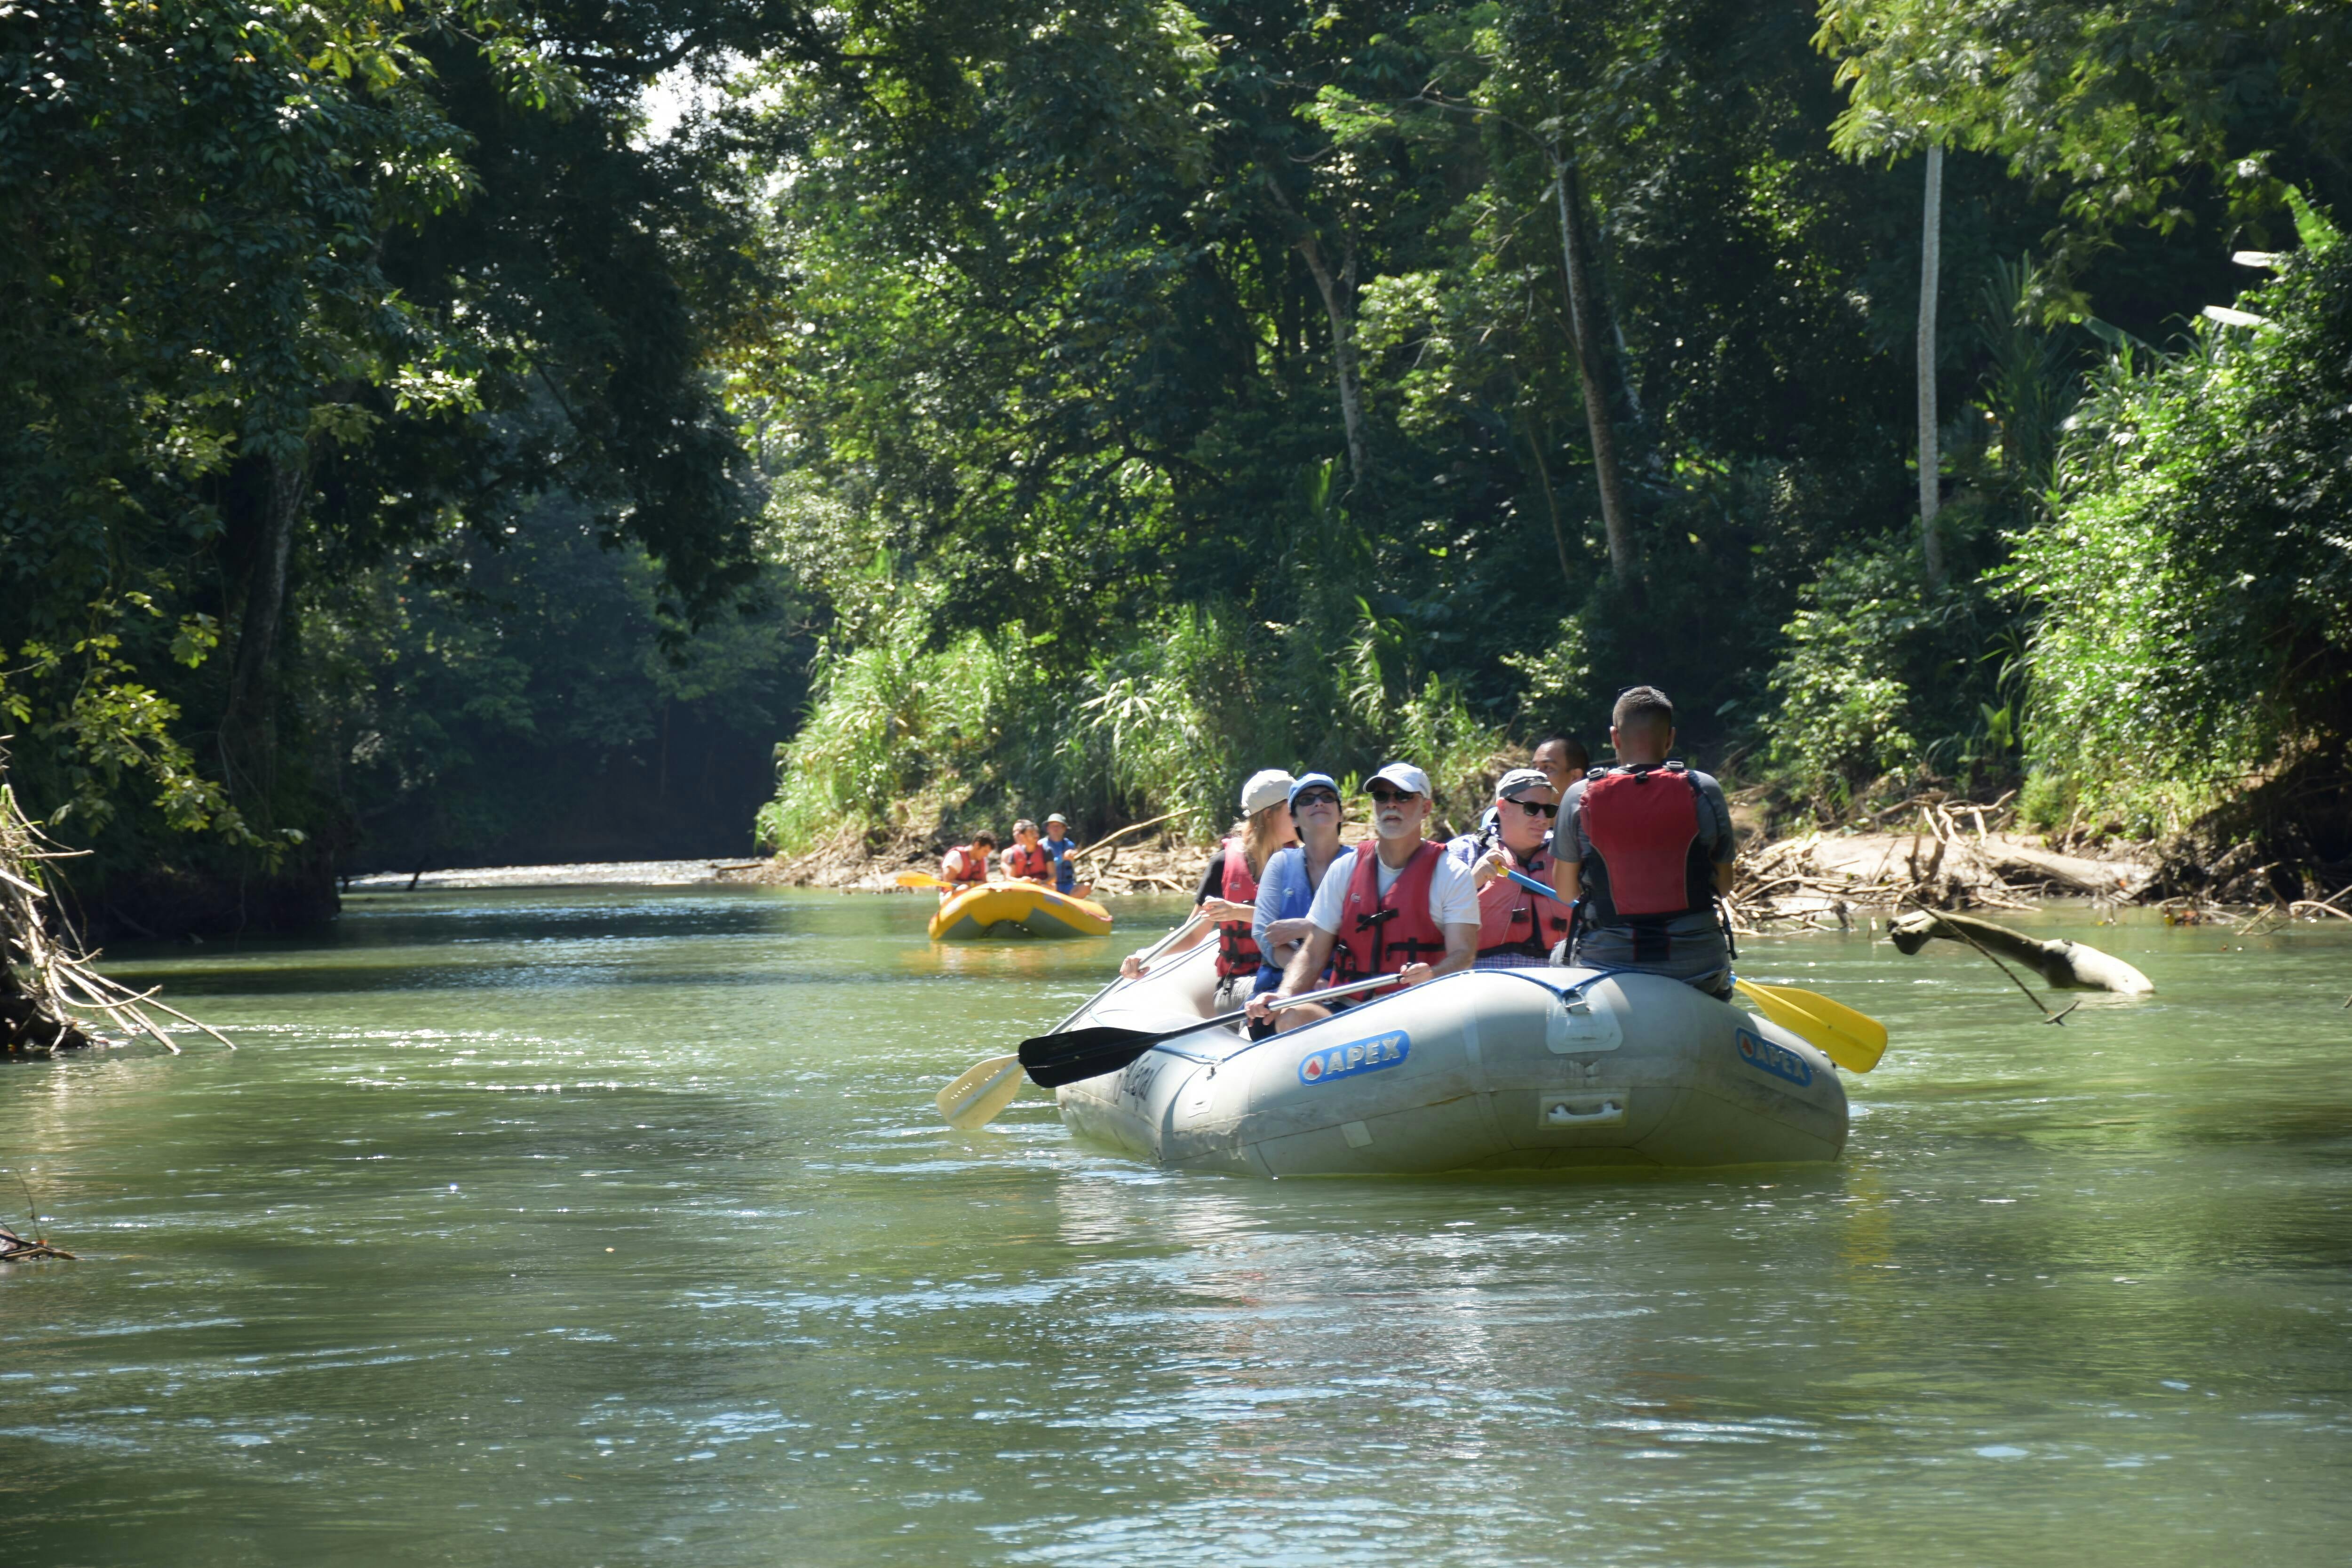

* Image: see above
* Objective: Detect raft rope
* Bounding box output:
[1145,966,1644,1073]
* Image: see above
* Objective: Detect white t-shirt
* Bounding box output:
[1307,842,1481,935]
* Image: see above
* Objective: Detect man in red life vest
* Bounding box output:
[1552,686,1738,995]
[1245,762,1480,1033]
[1001,820,1054,883]
[939,832,996,889]
[1446,767,1569,968]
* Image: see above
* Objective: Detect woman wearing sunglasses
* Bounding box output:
[1446,767,1568,968]
[1245,772,1348,1035]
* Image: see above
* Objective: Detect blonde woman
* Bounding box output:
[1119,770,1297,1007]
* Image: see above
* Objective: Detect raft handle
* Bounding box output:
[1539,1095,1626,1128]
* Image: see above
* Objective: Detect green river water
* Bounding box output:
[3,885,2348,1567]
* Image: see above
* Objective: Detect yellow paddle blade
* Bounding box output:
[1733,979,1888,1074]
[937,1054,1025,1130]
[1760,983,1889,1063]
[895,870,946,889]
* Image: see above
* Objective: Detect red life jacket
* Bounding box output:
[1213,836,1263,979]
[1574,764,1717,928]
[1328,840,1448,996]
[1472,837,1565,961]
[1004,842,1052,882]
[942,845,989,885]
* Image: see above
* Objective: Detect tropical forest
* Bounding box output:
[7,0,2351,931]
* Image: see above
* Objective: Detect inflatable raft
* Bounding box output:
[1049,940,1847,1173]
[930,883,1114,942]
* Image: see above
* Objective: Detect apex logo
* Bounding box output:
[1297,1030,1411,1086]
[1735,1027,1813,1087]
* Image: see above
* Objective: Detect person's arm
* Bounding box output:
[1250,854,1289,956]
[1700,776,1738,896]
[1400,855,1481,985]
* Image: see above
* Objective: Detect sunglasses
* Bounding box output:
[1508,798,1560,818]
[1291,789,1340,808]
[1366,786,1422,805]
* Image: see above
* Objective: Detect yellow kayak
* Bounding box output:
[929,883,1113,941]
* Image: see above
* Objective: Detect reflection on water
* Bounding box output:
[3,887,2348,1566]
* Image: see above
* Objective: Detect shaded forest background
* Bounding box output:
[5,0,2350,933]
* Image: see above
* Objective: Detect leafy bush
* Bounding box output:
[2010,195,2352,833]
[1765,524,2017,812]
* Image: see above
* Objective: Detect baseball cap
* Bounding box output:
[1494,767,1554,800]
[1287,772,1339,808]
[1240,769,1297,816]
[1366,762,1431,797]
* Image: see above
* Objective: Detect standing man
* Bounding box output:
[1041,813,1087,897]
[1447,768,1569,967]
[1246,763,1480,1033]
[1551,687,1738,995]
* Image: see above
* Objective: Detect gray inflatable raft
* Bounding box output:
[1053,942,1847,1174]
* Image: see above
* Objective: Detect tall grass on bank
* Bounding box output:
[755,593,1510,855]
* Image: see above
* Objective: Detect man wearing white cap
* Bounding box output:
[1246,762,1479,1032]
[1120,768,1297,1008]
[1446,767,1570,968]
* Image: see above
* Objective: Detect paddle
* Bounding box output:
[895,870,947,889]
[1497,867,1889,1074]
[937,1053,1026,1130]
[934,915,1214,1130]
[1729,980,1886,1073]
[1018,974,1410,1090]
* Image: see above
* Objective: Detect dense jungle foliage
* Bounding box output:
[3,0,2349,929]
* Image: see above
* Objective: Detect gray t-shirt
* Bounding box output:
[1553,765,1734,935]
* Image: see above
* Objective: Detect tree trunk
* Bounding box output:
[1916,143,1945,586]
[1552,156,1635,590]
[223,447,310,781]
[1295,230,1370,487]
[1519,415,1577,593]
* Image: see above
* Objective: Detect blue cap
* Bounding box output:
[1287,772,1340,808]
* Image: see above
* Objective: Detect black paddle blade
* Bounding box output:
[1017,1024,1160,1088]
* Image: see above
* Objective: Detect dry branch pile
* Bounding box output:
[1,779,232,1056]
[1728,799,2155,933]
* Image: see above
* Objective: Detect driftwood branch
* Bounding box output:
[1,765,233,1056]
[1889,907,2156,996]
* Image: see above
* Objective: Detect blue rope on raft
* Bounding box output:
[1144,965,1645,1070]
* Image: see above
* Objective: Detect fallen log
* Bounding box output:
[1888,910,2155,994]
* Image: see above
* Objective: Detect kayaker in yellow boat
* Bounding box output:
[1002,820,1055,884]
[1118,769,1297,1008]
[1041,813,1091,899]
[939,832,996,891]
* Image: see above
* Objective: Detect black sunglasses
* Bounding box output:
[1291,789,1340,807]
[1366,786,1422,804]
[1508,798,1560,818]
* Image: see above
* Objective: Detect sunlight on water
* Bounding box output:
[4,886,2347,1565]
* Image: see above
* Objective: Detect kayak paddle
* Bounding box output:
[937,1053,1026,1130]
[1499,866,1888,1074]
[1018,973,1414,1090]
[1731,979,1887,1073]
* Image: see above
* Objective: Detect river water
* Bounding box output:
[3,886,2347,1566]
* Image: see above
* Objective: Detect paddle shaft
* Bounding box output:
[1018,972,1419,1088]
